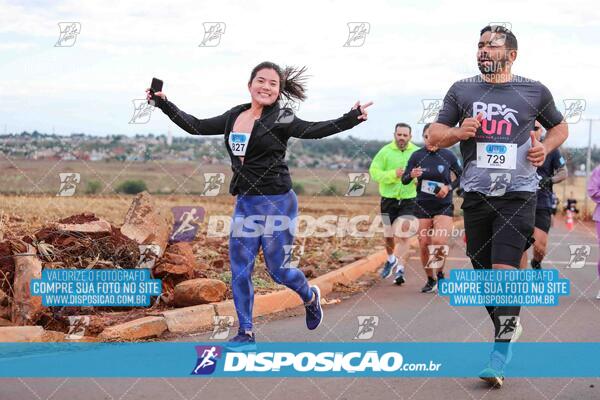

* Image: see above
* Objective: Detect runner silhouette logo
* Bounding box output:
[137,245,161,269]
[170,206,205,243]
[192,346,222,375]
[425,245,449,269]
[201,173,225,196]
[55,22,81,47]
[563,99,586,124]
[129,99,154,124]
[210,316,234,340]
[199,23,226,47]
[496,316,519,340]
[57,173,80,197]
[346,173,370,196]
[566,245,591,269]
[418,99,443,124]
[282,245,304,269]
[275,108,295,124]
[354,315,379,340]
[489,173,511,196]
[343,22,370,47]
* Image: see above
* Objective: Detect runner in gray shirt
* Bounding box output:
[436,75,563,195]
[429,24,569,388]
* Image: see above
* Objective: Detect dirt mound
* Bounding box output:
[57,213,99,225]
[0,241,14,295]
[31,223,140,269]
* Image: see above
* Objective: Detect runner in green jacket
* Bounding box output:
[370,123,419,285]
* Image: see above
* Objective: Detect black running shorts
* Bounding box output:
[381,197,416,225]
[534,208,552,233]
[414,201,454,219]
[462,191,536,268]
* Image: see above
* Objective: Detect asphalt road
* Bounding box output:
[2,217,600,400]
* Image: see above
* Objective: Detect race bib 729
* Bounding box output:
[476,142,517,170]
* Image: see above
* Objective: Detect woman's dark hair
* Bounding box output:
[248,61,308,103]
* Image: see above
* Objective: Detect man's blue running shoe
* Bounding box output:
[479,350,508,388]
[393,264,406,285]
[380,258,399,279]
[479,367,504,388]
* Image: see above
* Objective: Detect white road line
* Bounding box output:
[546,243,598,248]
[409,256,597,266]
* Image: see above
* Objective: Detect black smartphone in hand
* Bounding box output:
[149,77,163,105]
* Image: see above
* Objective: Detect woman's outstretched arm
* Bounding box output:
[288,101,372,139]
[147,89,228,136]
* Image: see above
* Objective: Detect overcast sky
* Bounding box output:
[1,0,598,146]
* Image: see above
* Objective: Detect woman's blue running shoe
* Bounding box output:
[226,329,256,351]
[305,286,323,330]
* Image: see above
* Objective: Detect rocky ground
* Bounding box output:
[0,193,385,339]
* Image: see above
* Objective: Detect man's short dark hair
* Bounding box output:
[394,122,412,134]
[422,123,431,135]
[480,25,518,50]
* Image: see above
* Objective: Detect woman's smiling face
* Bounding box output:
[248,68,280,106]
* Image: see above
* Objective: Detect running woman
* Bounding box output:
[587,165,600,299]
[147,61,372,346]
[401,123,462,293]
[520,121,567,270]
[429,25,568,387]
[370,123,419,285]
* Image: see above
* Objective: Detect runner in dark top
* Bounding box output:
[565,193,580,213]
[401,123,462,293]
[428,25,569,388]
[551,193,559,215]
[147,61,372,348]
[520,121,567,270]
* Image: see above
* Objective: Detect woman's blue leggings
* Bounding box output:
[229,190,313,331]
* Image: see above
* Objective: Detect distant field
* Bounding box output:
[0,160,382,196]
